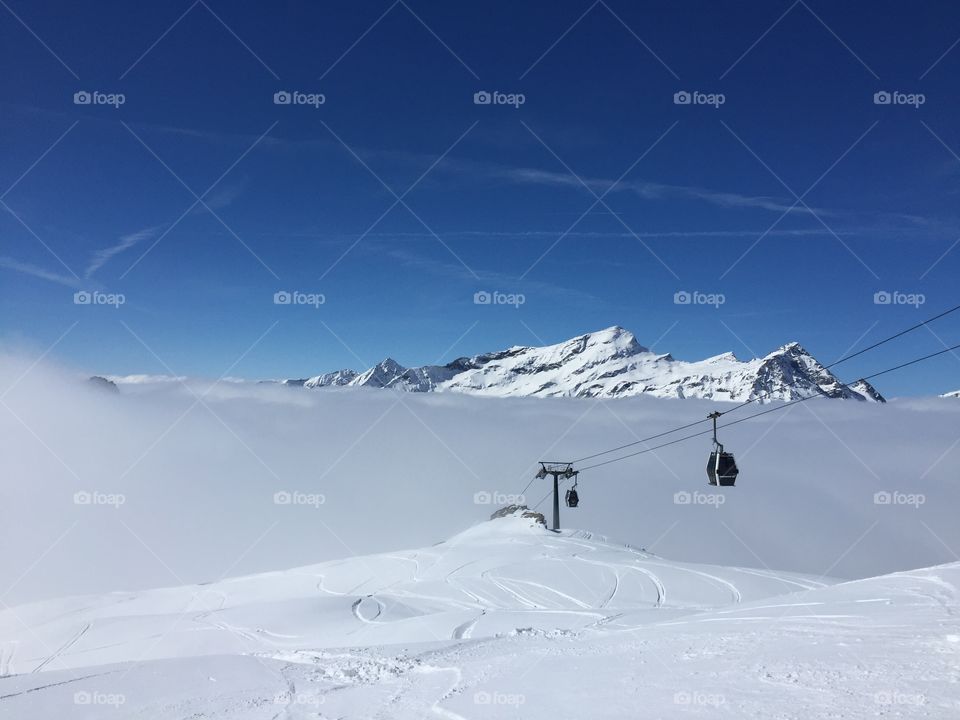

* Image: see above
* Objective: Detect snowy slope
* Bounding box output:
[0,511,831,676]
[2,513,958,719]
[285,327,884,402]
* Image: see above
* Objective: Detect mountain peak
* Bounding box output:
[377,357,405,371]
[581,325,647,354]
[769,341,808,358]
[350,357,409,389]
[705,351,739,363]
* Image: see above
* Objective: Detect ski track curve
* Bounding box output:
[624,565,665,607]
[729,566,825,591]
[451,611,484,640]
[417,664,468,720]
[571,555,664,608]
[352,596,384,624]
[506,578,594,609]
[443,560,497,608]
[646,560,743,604]
[480,571,542,609]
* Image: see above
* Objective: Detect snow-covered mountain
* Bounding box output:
[290,326,885,403]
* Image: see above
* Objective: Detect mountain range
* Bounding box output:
[281,326,885,403]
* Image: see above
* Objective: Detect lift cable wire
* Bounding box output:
[820,302,960,370]
[533,477,570,512]
[518,473,538,499]
[569,302,960,465]
[573,339,960,473]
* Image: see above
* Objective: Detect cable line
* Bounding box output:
[569,303,960,464]
[823,302,960,370]
[575,340,960,473]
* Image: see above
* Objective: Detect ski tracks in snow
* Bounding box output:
[557,536,665,608]
[417,665,468,720]
[352,596,385,624]
[0,642,17,677]
[452,611,486,640]
[31,622,90,673]
[645,560,743,605]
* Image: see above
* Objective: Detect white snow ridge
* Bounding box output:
[285,327,885,402]
[2,509,958,718]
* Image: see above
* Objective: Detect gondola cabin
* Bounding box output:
[707,449,738,486]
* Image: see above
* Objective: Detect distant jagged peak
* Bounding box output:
[703,350,739,363]
[576,325,647,354]
[766,340,809,358]
[847,379,886,402]
[351,358,408,388]
[303,369,358,388]
[376,357,406,372]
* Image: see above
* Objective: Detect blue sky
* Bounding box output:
[2,0,960,395]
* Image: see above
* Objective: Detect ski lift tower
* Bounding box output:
[536,462,576,531]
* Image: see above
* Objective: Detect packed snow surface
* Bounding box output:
[2,513,959,718]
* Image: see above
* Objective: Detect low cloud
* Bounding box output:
[1,352,957,606]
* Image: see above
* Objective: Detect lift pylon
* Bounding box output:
[537,462,576,530]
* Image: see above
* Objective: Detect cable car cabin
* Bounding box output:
[707,450,738,487]
[565,487,579,507]
[705,411,738,487]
